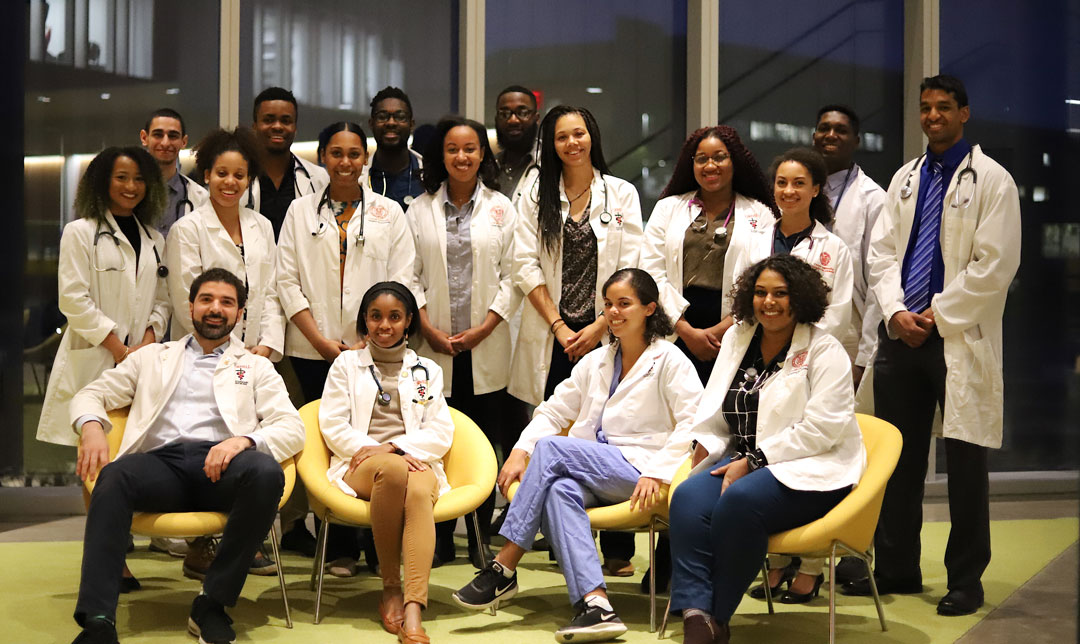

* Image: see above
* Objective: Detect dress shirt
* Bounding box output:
[900,139,972,309]
[442,183,479,335]
[158,170,188,237]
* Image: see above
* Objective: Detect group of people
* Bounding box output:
[46,73,1020,644]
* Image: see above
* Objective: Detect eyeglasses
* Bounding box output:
[693,153,730,167]
[373,110,411,124]
[496,107,535,121]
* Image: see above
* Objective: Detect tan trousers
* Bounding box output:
[344,453,438,606]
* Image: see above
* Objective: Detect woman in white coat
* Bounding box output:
[667,255,866,644]
[733,147,854,342]
[410,116,521,568]
[38,146,169,448]
[509,105,644,409]
[453,269,700,644]
[166,128,283,359]
[320,281,453,644]
[640,125,776,385]
[276,121,416,402]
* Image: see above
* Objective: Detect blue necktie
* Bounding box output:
[905,160,944,313]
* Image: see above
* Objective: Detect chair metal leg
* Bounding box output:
[659,594,673,639]
[313,511,331,624]
[761,559,775,614]
[828,543,838,644]
[649,515,657,633]
[268,524,293,628]
[309,514,327,591]
[835,542,888,633]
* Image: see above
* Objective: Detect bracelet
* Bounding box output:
[550,318,566,334]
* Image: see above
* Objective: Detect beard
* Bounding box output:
[496,122,538,153]
[192,314,236,341]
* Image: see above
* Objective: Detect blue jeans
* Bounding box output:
[500,436,641,605]
[669,458,850,620]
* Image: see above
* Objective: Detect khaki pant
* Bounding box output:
[344,453,438,606]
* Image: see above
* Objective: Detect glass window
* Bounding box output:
[941,1,1080,472]
[22,0,220,478]
[717,0,904,188]
[239,0,457,146]
[486,0,688,213]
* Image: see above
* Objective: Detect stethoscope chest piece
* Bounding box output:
[714,227,728,242]
[403,195,414,206]
[598,211,611,225]
[900,185,913,200]
[157,265,169,278]
[376,391,392,406]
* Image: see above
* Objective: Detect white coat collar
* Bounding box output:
[354,343,422,369]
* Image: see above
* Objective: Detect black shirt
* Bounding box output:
[259,171,296,240]
[112,214,142,268]
[722,326,788,460]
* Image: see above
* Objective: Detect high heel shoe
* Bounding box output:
[748,565,796,600]
[779,573,825,604]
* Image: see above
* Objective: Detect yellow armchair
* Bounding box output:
[294,400,497,623]
[82,407,296,628]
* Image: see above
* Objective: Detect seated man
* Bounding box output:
[69,267,305,644]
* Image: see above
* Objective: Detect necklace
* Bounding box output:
[566,185,590,202]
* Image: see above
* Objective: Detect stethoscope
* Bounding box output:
[175,176,194,220]
[368,163,420,206]
[369,362,433,406]
[311,185,367,245]
[900,149,978,208]
[689,196,735,243]
[92,217,168,278]
[532,174,616,224]
[246,154,317,209]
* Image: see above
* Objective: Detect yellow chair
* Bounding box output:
[505,445,690,633]
[82,407,296,628]
[295,400,498,624]
[659,413,902,643]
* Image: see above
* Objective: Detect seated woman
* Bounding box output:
[453,268,701,644]
[319,281,453,644]
[667,254,866,644]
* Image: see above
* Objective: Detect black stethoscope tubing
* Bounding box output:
[369,362,432,406]
[900,149,978,205]
[246,154,316,210]
[311,185,367,244]
[93,217,168,278]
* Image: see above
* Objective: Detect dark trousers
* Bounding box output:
[672,285,725,386]
[669,459,849,620]
[75,441,283,625]
[436,351,520,554]
[544,336,636,561]
[873,324,991,591]
[292,355,363,561]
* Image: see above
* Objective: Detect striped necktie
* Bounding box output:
[904,160,944,313]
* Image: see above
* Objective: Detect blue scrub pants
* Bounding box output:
[669,458,850,621]
[500,436,641,605]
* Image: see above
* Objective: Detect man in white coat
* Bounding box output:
[843,75,1021,617]
[68,268,304,644]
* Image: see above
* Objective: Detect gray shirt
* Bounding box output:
[157,170,191,237]
[443,183,479,335]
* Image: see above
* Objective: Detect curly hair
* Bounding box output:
[729,255,830,325]
[535,105,610,256]
[370,86,413,118]
[357,281,421,339]
[194,127,263,183]
[74,146,166,227]
[421,116,500,194]
[660,126,778,217]
[770,147,833,226]
[602,268,674,345]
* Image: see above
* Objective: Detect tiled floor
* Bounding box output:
[3,496,1076,643]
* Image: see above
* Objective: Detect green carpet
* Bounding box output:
[2,519,1075,643]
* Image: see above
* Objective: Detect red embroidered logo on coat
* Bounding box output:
[369,204,389,222]
[491,206,506,226]
[818,251,831,267]
[235,367,246,381]
[791,351,808,369]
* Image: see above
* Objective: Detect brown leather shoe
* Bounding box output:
[378,595,405,634]
[397,624,430,644]
[601,558,635,577]
[683,613,729,644]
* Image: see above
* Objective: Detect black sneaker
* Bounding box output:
[188,594,235,644]
[554,599,628,643]
[452,561,518,611]
[71,618,118,644]
[249,544,277,576]
[832,556,868,585]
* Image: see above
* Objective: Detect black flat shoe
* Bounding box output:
[779,573,824,604]
[833,556,868,584]
[748,564,796,599]
[119,575,141,593]
[937,587,984,616]
[840,574,922,596]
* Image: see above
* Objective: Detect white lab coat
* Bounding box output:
[165,203,285,360]
[178,174,210,210]
[242,154,329,213]
[408,183,522,395]
[508,169,644,406]
[68,335,304,462]
[691,323,866,491]
[37,214,170,446]
[319,346,454,496]
[868,144,1021,448]
[825,165,887,367]
[733,220,855,342]
[515,340,701,483]
[276,186,417,360]
[640,191,775,322]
